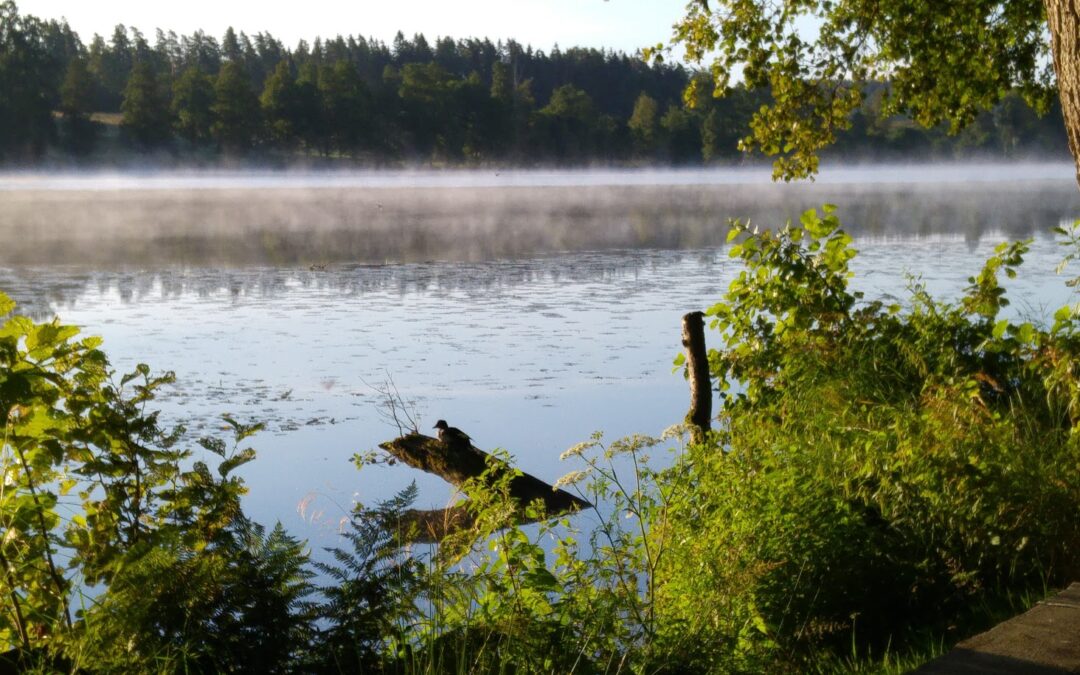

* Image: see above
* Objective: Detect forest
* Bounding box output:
[0,0,1070,167]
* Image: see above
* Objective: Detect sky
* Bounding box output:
[17,0,689,55]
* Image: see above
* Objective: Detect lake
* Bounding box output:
[2,163,1079,549]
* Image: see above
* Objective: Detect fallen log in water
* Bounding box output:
[378,433,592,542]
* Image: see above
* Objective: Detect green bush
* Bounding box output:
[655,208,1080,668]
[0,294,315,672]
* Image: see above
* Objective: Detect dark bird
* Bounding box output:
[433,420,471,447]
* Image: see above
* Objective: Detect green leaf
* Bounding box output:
[0,292,14,315]
[219,447,257,477]
[992,320,1009,340]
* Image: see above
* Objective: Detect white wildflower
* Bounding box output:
[560,440,595,461]
[660,423,690,441]
[553,469,590,490]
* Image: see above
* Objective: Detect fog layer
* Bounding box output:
[3,164,1077,266]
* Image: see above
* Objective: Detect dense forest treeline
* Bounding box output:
[0,0,1070,166]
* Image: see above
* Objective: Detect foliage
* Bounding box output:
[627,92,659,156]
[656,208,1080,667]
[0,2,1068,166]
[310,483,422,673]
[212,61,260,151]
[0,0,63,160]
[0,293,313,672]
[58,55,98,155]
[172,65,215,145]
[120,60,172,148]
[410,439,676,674]
[656,0,1057,179]
[261,60,301,147]
[75,519,313,673]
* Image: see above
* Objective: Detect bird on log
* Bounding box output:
[433,419,472,448]
[378,422,591,543]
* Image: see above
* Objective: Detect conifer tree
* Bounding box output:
[172,65,214,144]
[212,61,260,151]
[120,61,171,147]
[60,55,98,154]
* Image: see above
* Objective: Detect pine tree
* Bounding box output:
[212,61,260,151]
[120,61,171,147]
[172,66,214,145]
[260,60,299,147]
[60,55,98,154]
[319,60,368,155]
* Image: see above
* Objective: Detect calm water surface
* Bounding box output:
[3,164,1079,548]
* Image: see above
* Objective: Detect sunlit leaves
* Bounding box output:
[660,0,1053,180]
[0,292,282,665]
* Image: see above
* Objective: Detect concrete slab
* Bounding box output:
[916,583,1080,674]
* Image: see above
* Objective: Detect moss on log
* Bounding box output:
[682,310,712,443]
[378,433,591,542]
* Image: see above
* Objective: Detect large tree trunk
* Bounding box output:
[1045,0,1080,188]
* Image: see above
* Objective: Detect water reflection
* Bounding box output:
[0,249,724,319]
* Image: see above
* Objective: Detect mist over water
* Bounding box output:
[3,163,1079,549]
[2,163,1077,267]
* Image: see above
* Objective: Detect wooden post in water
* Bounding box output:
[681,311,712,443]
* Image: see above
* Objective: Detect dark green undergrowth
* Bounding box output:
[2,208,1080,673]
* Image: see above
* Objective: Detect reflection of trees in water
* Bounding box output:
[2,181,1077,316]
[0,249,721,318]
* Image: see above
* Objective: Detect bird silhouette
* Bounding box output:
[433,420,471,448]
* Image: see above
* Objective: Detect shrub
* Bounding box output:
[655,208,1080,667]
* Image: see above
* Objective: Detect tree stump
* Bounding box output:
[681,310,712,443]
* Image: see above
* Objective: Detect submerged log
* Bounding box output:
[682,310,712,443]
[379,433,592,542]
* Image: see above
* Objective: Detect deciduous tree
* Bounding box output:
[628,92,659,156]
[659,0,1070,181]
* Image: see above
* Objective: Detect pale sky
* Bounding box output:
[17,0,689,55]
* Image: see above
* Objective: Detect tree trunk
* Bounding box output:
[681,311,712,443]
[1045,0,1080,188]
